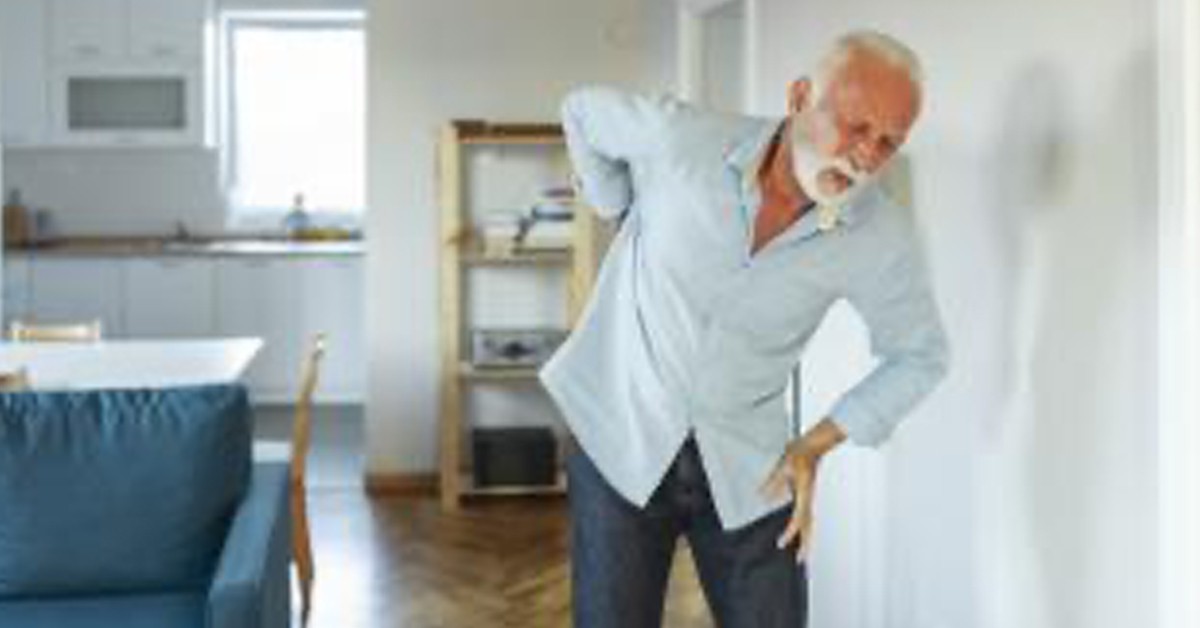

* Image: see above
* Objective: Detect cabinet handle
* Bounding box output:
[72,44,102,57]
[149,44,177,58]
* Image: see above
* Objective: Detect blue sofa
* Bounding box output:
[0,384,291,628]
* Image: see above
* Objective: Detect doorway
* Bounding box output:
[678,0,755,113]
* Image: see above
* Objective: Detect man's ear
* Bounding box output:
[787,78,813,115]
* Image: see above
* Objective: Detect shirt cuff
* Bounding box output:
[575,167,632,220]
[828,393,893,448]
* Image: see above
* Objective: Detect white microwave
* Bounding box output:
[49,66,208,147]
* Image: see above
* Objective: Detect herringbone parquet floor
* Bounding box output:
[256,406,714,627]
[306,491,715,628]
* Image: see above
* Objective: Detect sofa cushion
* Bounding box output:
[0,384,252,599]
[0,591,204,628]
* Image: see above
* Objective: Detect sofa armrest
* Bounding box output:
[207,462,291,628]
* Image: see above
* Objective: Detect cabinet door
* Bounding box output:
[215,258,305,402]
[2,256,33,330]
[298,257,365,403]
[49,0,126,62]
[28,257,124,336]
[124,258,215,338]
[0,0,50,146]
[127,0,208,61]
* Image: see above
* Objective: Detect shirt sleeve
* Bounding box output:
[827,227,952,447]
[560,85,673,220]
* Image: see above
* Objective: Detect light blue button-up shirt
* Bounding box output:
[539,85,951,531]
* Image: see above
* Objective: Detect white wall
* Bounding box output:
[755,1,1157,627]
[3,149,224,236]
[364,0,654,475]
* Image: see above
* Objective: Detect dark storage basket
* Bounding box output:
[472,427,558,487]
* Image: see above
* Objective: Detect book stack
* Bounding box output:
[479,185,577,255]
[518,186,575,251]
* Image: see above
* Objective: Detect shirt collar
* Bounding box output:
[722,118,871,230]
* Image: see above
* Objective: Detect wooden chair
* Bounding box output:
[0,367,30,392]
[8,320,103,342]
[254,334,326,626]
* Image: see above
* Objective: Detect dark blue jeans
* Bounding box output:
[567,438,808,628]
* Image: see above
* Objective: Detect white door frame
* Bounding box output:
[676,0,759,112]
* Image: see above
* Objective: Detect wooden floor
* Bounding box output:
[306,490,715,628]
[256,405,714,627]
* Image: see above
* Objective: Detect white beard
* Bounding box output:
[789,116,873,211]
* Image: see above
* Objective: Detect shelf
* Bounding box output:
[458,363,543,382]
[460,471,567,497]
[438,118,606,512]
[459,135,565,147]
[452,120,564,145]
[460,245,572,267]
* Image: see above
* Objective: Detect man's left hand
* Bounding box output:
[760,438,823,563]
[759,418,846,563]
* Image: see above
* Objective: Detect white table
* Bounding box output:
[0,338,263,391]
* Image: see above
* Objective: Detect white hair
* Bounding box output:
[814,30,924,98]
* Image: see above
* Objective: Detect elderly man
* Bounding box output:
[540,30,950,628]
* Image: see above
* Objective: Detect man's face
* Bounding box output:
[790,53,920,208]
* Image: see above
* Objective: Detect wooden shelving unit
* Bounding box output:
[437,119,606,510]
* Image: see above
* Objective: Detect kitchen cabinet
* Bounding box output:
[2,257,33,330]
[124,258,216,338]
[28,257,125,336]
[48,0,126,63]
[0,0,50,146]
[297,257,366,403]
[215,256,366,404]
[49,0,210,63]
[215,257,306,402]
[13,253,365,403]
[44,0,214,147]
[128,0,209,61]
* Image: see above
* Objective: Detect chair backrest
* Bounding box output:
[8,320,103,343]
[289,334,326,485]
[0,368,29,392]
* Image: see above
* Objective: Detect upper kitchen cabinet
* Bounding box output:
[49,0,211,64]
[127,0,209,61]
[0,0,51,146]
[42,0,215,147]
[49,0,126,63]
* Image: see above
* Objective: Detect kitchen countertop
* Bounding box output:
[4,236,365,257]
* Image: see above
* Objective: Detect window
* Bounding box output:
[223,12,365,227]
